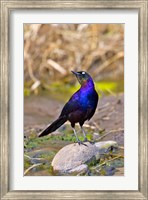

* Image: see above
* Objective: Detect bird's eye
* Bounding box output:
[82,72,85,75]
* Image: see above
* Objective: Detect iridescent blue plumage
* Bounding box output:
[39,71,98,145]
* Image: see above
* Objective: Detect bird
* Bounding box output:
[38,71,98,145]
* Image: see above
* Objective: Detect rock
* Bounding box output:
[100,165,116,176]
[52,142,100,174]
[51,140,119,175]
[68,164,88,175]
[95,141,118,154]
[93,132,100,140]
[50,131,62,136]
[30,158,48,164]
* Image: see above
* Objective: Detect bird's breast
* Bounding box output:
[79,87,97,109]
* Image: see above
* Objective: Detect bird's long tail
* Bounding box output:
[38,116,67,137]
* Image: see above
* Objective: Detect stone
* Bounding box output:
[93,132,100,140]
[52,142,99,174]
[95,141,118,154]
[68,164,88,175]
[51,140,119,175]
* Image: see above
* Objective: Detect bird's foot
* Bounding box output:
[83,138,95,145]
[77,140,88,146]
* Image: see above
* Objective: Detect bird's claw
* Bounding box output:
[89,140,95,145]
[83,138,95,145]
[77,140,88,146]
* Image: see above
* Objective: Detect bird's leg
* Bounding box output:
[72,127,79,142]
[81,126,87,141]
[72,128,87,146]
[81,126,95,144]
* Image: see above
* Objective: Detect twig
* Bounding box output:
[94,51,124,74]
[24,154,48,162]
[118,146,124,150]
[83,124,96,130]
[28,59,39,83]
[47,59,67,75]
[91,154,124,170]
[24,155,31,160]
[31,80,41,91]
[24,163,43,175]
[96,128,124,141]
[98,155,123,168]
[98,102,111,111]
[91,122,101,131]
[69,122,96,130]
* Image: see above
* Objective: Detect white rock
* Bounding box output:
[68,164,88,175]
[51,140,119,175]
[52,142,99,174]
[93,132,100,140]
[95,141,118,154]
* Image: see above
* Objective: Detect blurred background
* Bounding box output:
[24,24,124,96]
[24,24,124,176]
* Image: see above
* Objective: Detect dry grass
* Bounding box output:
[24,24,124,90]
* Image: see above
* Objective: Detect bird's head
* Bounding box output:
[71,71,93,86]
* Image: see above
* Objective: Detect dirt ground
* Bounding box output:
[24,93,124,146]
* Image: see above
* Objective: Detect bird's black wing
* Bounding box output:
[59,94,80,117]
[86,91,99,120]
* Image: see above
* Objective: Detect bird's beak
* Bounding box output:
[71,71,79,76]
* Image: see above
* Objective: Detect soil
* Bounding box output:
[24,93,124,146]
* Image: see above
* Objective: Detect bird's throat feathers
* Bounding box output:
[81,78,94,89]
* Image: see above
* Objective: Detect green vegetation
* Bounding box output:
[90,154,124,176]
[24,127,124,176]
[24,127,94,151]
[24,80,124,100]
